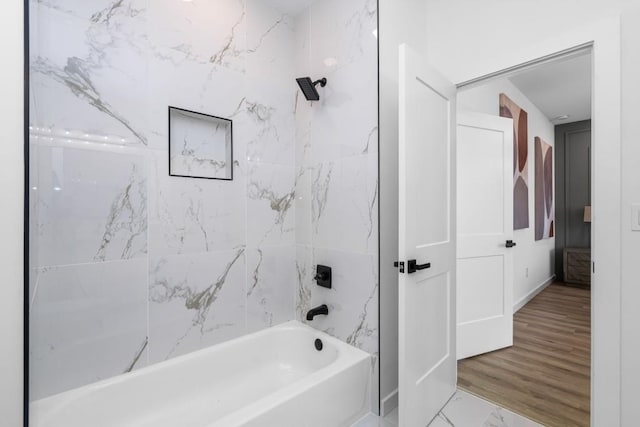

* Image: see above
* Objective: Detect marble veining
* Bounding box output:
[32,57,148,145]
[362,126,378,155]
[249,183,294,227]
[31,0,149,144]
[247,163,296,247]
[345,0,377,60]
[483,409,509,427]
[123,336,148,373]
[246,246,296,332]
[90,0,142,25]
[247,248,263,297]
[148,248,246,361]
[150,248,244,330]
[366,177,379,248]
[246,13,290,54]
[209,10,245,68]
[345,282,378,349]
[174,149,227,176]
[294,246,313,320]
[94,164,147,261]
[311,162,333,231]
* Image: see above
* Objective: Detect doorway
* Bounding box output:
[455,50,592,426]
[379,11,621,426]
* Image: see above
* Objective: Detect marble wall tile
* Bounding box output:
[147,0,246,74]
[293,0,379,411]
[29,0,379,405]
[30,1,149,145]
[309,60,378,163]
[148,149,245,257]
[294,245,314,322]
[305,248,378,355]
[312,153,378,255]
[294,166,313,246]
[148,249,246,363]
[145,0,247,150]
[246,161,296,247]
[246,0,294,84]
[35,143,147,266]
[33,0,145,22]
[297,246,379,410]
[29,258,148,400]
[244,0,296,166]
[246,246,296,333]
[242,90,296,167]
[309,0,377,75]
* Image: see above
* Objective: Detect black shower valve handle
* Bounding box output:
[314,265,332,289]
[314,271,329,281]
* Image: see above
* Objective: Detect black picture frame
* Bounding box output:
[168,106,234,181]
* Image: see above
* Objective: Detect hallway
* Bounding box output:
[458,283,590,426]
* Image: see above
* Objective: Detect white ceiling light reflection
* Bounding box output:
[323,57,338,69]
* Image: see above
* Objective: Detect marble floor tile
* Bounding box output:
[482,407,543,427]
[439,390,498,426]
[352,412,397,427]
[353,389,543,427]
[385,408,399,426]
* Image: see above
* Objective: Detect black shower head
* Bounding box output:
[296,77,327,101]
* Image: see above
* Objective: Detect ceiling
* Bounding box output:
[508,52,592,124]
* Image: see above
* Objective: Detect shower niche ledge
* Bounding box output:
[168,106,233,180]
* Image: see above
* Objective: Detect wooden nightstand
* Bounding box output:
[563,247,591,286]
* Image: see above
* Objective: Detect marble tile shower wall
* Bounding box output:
[28,0,298,400]
[293,0,379,409]
[28,0,378,406]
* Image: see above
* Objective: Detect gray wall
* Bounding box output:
[554,120,591,281]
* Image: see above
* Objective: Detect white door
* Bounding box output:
[456,112,514,360]
[398,44,457,426]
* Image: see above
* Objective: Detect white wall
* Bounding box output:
[426,0,640,424]
[0,0,24,425]
[378,0,428,415]
[458,79,556,309]
[620,5,640,425]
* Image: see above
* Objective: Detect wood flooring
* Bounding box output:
[457,283,591,427]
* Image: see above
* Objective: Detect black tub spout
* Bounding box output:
[306,304,329,321]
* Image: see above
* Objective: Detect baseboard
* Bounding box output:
[513,275,556,313]
[381,388,398,416]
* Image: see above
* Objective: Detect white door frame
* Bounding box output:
[449,17,621,426]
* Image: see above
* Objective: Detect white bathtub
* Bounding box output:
[30,320,371,427]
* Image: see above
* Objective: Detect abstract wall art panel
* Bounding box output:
[499,93,529,230]
[535,137,554,240]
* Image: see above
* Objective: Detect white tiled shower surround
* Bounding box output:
[28,0,379,408]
